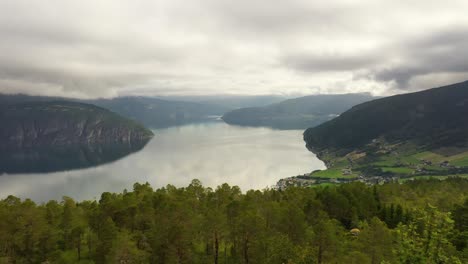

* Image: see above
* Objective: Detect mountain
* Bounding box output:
[0,101,153,149]
[0,94,232,129]
[304,81,468,153]
[159,95,290,109]
[302,80,468,181]
[0,94,62,104]
[86,97,231,128]
[222,93,375,129]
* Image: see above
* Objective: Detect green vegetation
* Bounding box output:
[0,178,467,263]
[305,143,468,183]
[381,167,413,174]
[305,80,468,150]
[310,169,357,179]
[398,175,468,183]
[222,93,375,129]
[302,81,468,182]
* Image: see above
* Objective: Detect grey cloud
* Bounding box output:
[281,53,382,73]
[206,1,352,35]
[0,1,467,97]
[281,26,468,89]
[364,28,468,89]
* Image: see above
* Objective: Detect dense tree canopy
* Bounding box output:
[0,178,467,263]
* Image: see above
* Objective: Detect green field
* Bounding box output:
[316,147,468,179]
[310,169,357,179]
[381,167,414,174]
[452,156,468,166]
[398,174,468,183]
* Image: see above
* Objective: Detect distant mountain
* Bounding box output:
[0,101,153,149]
[159,95,290,109]
[86,97,231,128]
[222,93,376,129]
[0,94,62,104]
[0,94,232,129]
[304,80,468,155]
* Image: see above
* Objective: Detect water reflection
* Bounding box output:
[0,122,325,202]
[0,141,150,174]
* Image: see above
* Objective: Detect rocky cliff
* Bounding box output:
[0,101,154,149]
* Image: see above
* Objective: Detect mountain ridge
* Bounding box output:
[295,80,468,183]
[0,94,232,129]
[304,80,468,154]
[222,93,376,129]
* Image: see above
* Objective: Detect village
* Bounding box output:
[275,158,465,190]
[274,174,399,190]
[275,136,468,190]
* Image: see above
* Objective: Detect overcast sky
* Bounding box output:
[0,0,467,98]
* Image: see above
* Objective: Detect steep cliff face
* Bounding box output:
[0,101,154,149]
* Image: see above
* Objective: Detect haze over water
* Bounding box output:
[0,122,325,202]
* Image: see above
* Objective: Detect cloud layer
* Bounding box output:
[0,0,467,98]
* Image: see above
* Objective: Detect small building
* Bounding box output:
[420,159,432,166]
[342,168,352,175]
[414,166,427,174]
[440,161,450,168]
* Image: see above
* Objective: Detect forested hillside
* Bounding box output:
[301,80,468,183]
[0,178,466,263]
[304,80,468,152]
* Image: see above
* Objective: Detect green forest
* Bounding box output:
[0,178,467,264]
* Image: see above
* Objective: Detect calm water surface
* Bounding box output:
[0,122,325,202]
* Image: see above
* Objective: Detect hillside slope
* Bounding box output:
[304,80,468,153]
[161,95,289,109]
[299,81,468,182]
[222,93,375,129]
[0,94,232,129]
[88,97,231,128]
